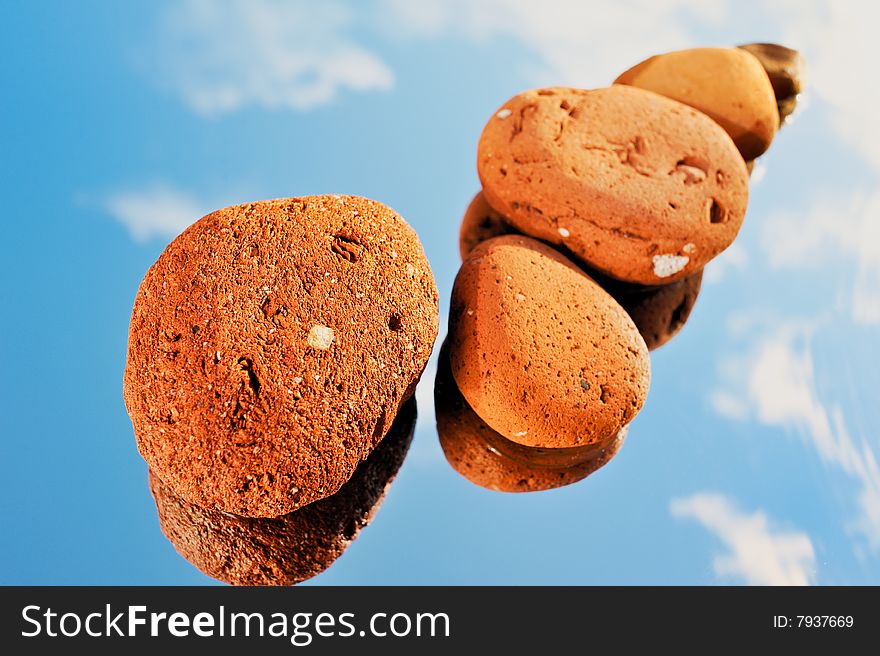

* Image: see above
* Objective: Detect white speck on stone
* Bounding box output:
[496,108,512,119]
[558,227,570,238]
[513,430,528,437]
[307,325,335,350]
[515,293,526,303]
[390,250,398,259]
[652,254,689,278]
[467,309,474,316]
[293,377,303,385]
[683,243,696,254]
[406,263,415,276]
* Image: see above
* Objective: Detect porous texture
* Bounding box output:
[459,191,517,260]
[149,399,416,586]
[458,191,703,350]
[448,235,650,448]
[738,43,805,123]
[614,48,779,160]
[435,341,625,492]
[124,196,438,517]
[478,86,748,284]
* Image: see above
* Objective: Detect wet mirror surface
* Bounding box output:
[2,2,878,586]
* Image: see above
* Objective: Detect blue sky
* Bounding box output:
[1,0,878,585]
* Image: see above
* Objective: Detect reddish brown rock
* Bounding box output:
[615,47,779,160]
[125,196,438,517]
[149,399,416,586]
[435,341,626,492]
[478,86,749,284]
[458,191,703,349]
[448,235,650,448]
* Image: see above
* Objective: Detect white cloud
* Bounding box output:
[751,3,880,326]
[670,492,816,585]
[703,241,749,286]
[771,1,880,176]
[159,0,726,116]
[102,184,206,242]
[155,0,393,115]
[679,2,880,328]
[384,0,724,87]
[761,193,880,326]
[708,390,749,421]
[711,322,880,550]
[147,0,880,173]
[379,0,880,321]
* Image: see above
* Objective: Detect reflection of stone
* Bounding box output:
[149,399,416,586]
[435,340,626,493]
[458,192,702,351]
[597,270,703,351]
